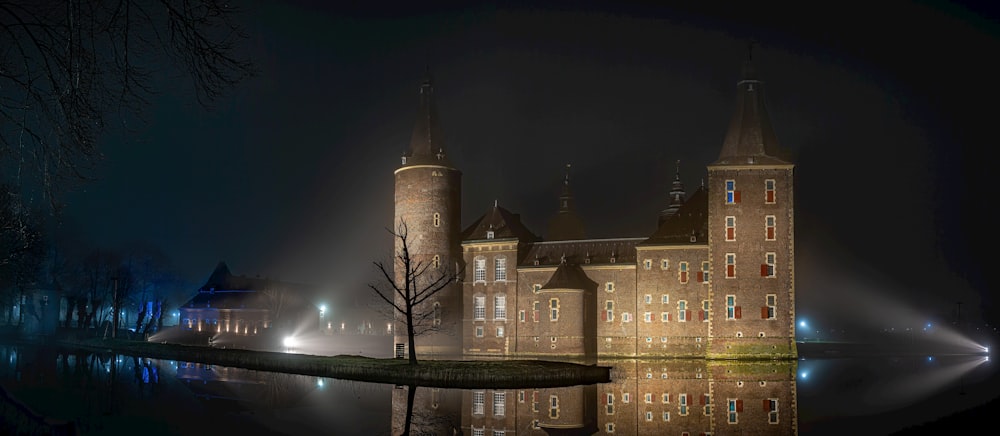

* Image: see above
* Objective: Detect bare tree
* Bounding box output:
[368,220,459,365]
[0,0,255,219]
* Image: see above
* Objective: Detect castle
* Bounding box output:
[392,55,796,360]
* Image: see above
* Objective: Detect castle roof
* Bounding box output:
[402,70,454,168]
[522,238,643,267]
[462,202,540,242]
[641,185,708,246]
[182,262,318,311]
[540,261,598,291]
[713,52,790,166]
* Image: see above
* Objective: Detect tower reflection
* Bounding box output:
[393,359,797,435]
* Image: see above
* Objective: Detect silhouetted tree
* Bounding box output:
[368,220,459,365]
[1,1,256,213]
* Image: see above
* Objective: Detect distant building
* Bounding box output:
[177,262,320,348]
[393,54,796,359]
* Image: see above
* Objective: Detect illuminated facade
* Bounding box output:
[394,57,796,359]
[178,261,319,348]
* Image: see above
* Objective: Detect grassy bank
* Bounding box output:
[55,337,611,389]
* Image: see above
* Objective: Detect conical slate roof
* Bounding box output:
[402,70,453,167]
[713,55,790,166]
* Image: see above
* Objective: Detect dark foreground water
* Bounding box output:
[0,343,995,435]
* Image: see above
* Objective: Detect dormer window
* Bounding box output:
[486,230,495,239]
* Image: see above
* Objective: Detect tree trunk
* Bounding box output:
[407,302,417,365]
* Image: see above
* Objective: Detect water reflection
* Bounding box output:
[1,344,996,435]
[393,359,798,435]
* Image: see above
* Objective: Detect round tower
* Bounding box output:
[393,72,463,358]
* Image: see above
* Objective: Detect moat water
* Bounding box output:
[0,342,995,435]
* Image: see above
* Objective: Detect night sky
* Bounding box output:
[60,1,999,329]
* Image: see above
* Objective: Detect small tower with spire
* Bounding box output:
[706,44,796,358]
[547,164,586,241]
[659,159,687,226]
[393,70,463,358]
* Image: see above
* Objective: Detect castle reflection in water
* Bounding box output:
[393,359,797,436]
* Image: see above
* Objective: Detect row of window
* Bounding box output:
[602,392,779,425]
[725,252,778,278]
[473,391,560,419]
[725,215,779,241]
[639,260,712,284]
[725,179,778,204]
[473,295,506,320]
[497,294,779,325]
[473,256,507,282]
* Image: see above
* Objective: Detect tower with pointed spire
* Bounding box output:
[393,71,463,358]
[659,160,687,226]
[706,44,796,358]
[547,164,586,241]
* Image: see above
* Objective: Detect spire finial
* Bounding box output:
[494,199,498,208]
[675,159,681,180]
[747,39,756,63]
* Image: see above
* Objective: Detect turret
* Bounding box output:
[393,71,463,357]
[707,45,796,358]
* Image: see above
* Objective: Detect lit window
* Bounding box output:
[606,282,615,292]
[549,395,559,419]
[472,428,484,436]
[726,253,736,278]
[762,252,776,278]
[603,301,614,322]
[494,392,506,416]
[432,255,440,269]
[661,259,669,270]
[494,294,506,320]
[725,180,740,204]
[728,398,741,424]
[550,298,559,321]
[764,294,777,320]
[492,431,505,436]
[433,212,441,227]
[496,326,505,337]
[474,257,486,282]
[495,257,507,281]
[472,391,485,415]
[765,179,776,204]
[643,259,652,270]
[679,262,689,284]
[474,296,485,320]
[726,216,736,241]
[606,393,615,414]
[678,300,687,322]
[486,230,494,239]
[766,215,776,240]
[643,312,652,323]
